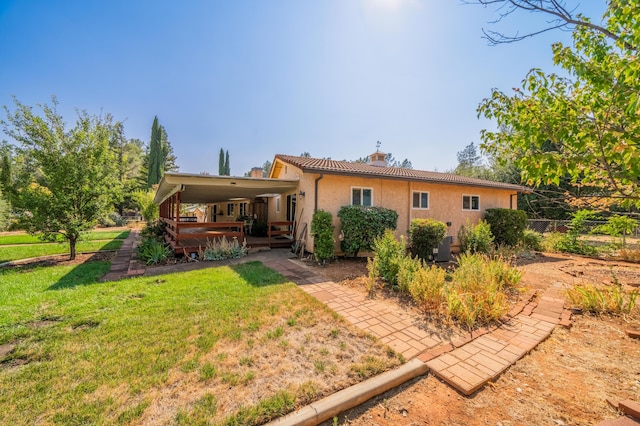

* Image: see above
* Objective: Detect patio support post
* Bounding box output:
[176,191,181,222]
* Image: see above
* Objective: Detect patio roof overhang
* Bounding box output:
[153,173,299,205]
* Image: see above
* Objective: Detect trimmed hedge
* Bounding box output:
[310,210,334,263]
[484,208,527,246]
[409,218,447,261]
[337,205,398,257]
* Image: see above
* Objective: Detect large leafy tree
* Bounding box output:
[2,97,121,259]
[477,2,640,210]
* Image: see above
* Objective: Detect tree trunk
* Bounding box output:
[69,236,77,260]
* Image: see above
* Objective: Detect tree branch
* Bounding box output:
[463,0,636,51]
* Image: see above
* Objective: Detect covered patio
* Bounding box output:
[153,173,299,256]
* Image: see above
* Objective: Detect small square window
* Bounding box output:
[462,195,480,211]
[351,187,373,206]
[412,191,429,209]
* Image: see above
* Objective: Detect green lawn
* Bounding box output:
[0,229,130,245]
[0,240,124,263]
[0,261,400,425]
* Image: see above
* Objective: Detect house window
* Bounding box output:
[351,187,373,206]
[227,203,235,216]
[276,196,281,213]
[462,195,480,211]
[239,202,247,216]
[412,191,429,209]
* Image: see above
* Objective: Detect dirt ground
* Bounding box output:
[308,253,640,426]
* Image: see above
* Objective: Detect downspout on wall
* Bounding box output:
[314,174,324,212]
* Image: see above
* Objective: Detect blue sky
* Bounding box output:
[0,0,606,176]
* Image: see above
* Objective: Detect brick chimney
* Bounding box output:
[250,167,264,178]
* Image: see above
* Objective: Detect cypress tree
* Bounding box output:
[218,148,225,175]
[224,150,230,176]
[147,116,161,188]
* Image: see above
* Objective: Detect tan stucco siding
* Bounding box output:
[296,173,517,254]
[268,159,519,255]
[267,161,309,230]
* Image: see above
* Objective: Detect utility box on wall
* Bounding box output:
[436,236,453,262]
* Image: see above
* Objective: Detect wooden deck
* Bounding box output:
[161,219,295,255]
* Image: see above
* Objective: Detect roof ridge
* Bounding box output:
[274,154,528,192]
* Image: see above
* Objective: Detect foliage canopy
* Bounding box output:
[2,97,121,259]
[478,3,640,210]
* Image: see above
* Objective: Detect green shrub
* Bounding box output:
[408,218,447,261]
[520,229,543,251]
[141,220,166,240]
[337,205,398,257]
[397,255,422,293]
[137,237,172,265]
[567,284,638,315]
[408,264,447,312]
[371,230,406,286]
[100,211,127,227]
[542,211,599,255]
[444,253,519,329]
[310,210,334,263]
[131,190,159,224]
[457,219,494,254]
[484,208,527,246]
[593,215,638,248]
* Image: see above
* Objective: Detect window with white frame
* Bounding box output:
[351,187,373,206]
[227,203,235,216]
[462,195,480,211]
[239,202,247,216]
[275,196,281,213]
[412,191,429,209]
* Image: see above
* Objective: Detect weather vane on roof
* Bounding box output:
[376,140,381,151]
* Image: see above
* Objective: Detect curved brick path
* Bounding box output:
[261,254,572,396]
[103,247,572,396]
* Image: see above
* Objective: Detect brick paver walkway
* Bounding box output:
[421,282,568,395]
[259,254,572,396]
[100,229,145,281]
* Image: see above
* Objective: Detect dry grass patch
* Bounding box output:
[0,260,401,425]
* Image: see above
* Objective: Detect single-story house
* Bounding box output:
[153,151,528,255]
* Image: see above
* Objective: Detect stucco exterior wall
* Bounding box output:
[270,159,519,255]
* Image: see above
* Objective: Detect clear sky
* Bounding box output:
[0,0,607,176]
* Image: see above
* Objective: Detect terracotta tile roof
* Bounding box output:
[275,154,529,192]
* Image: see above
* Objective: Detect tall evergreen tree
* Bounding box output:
[218,148,225,175]
[147,116,161,188]
[146,117,177,188]
[224,150,230,175]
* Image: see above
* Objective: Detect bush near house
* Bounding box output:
[371,230,406,286]
[408,218,447,261]
[369,230,522,329]
[458,219,494,254]
[310,210,334,263]
[337,205,398,257]
[484,208,527,247]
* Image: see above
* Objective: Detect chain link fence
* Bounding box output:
[527,219,640,237]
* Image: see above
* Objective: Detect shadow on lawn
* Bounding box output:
[48,261,111,290]
[231,261,290,287]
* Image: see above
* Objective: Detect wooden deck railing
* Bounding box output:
[162,218,244,247]
[267,221,294,246]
